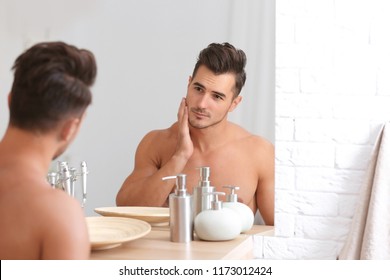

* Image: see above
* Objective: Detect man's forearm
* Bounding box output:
[116,155,190,206]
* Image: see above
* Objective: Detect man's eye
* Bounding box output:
[194,86,203,92]
[214,94,224,100]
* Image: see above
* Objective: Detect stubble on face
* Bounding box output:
[188,106,230,130]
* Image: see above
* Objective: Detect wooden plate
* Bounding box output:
[86,216,151,250]
[94,206,170,224]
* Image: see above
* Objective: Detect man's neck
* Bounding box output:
[0,126,56,176]
[189,121,232,153]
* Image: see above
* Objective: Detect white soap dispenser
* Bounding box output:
[222,186,254,233]
[162,174,193,243]
[194,192,241,241]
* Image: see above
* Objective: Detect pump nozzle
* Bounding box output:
[202,191,225,210]
[223,186,240,202]
[196,166,211,187]
[162,174,188,196]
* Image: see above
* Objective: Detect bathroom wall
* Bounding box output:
[0,1,274,221]
[253,0,390,259]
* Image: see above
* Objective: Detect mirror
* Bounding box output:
[0,0,275,216]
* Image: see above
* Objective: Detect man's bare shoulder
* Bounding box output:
[146,123,178,136]
[248,134,274,152]
[1,182,83,221]
[140,123,178,145]
[35,187,84,215]
[230,123,274,151]
[0,181,87,259]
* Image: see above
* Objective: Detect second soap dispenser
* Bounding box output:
[222,186,254,233]
[194,192,241,241]
[162,174,193,243]
[193,166,215,217]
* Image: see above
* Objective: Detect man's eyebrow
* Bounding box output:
[193,82,205,89]
[193,82,226,98]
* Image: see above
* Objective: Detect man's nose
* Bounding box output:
[196,93,209,108]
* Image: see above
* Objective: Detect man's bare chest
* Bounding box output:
[181,150,258,203]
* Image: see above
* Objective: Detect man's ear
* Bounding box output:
[60,118,81,142]
[229,95,242,112]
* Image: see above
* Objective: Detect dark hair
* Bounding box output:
[192,42,247,97]
[9,41,97,133]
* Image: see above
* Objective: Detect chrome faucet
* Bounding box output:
[47,161,89,207]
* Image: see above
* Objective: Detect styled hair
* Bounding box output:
[192,42,247,97]
[9,41,97,133]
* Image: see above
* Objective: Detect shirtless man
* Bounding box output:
[0,42,97,259]
[116,42,274,225]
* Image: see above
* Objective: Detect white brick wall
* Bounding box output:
[255,0,390,259]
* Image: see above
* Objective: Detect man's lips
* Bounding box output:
[192,110,209,118]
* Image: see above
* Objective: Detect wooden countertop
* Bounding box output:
[90,224,274,260]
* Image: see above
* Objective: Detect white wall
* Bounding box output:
[0,0,274,219]
[255,0,390,259]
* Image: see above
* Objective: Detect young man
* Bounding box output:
[116,42,274,225]
[0,41,97,259]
